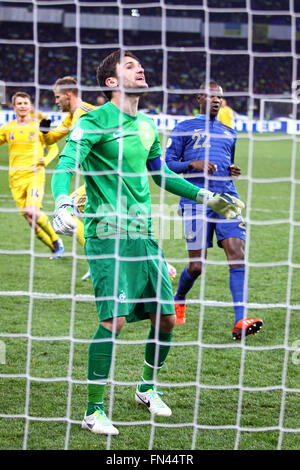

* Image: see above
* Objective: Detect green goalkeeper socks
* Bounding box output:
[87,323,118,414]
[138,327,173,393]
[86,324,172,412]
[86,401,104,416]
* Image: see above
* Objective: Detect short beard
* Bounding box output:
[124,87,147,98]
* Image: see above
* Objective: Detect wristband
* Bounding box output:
[55,194,72,212]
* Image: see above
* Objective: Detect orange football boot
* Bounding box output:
[175,303,186,325]
[232,315,264,340]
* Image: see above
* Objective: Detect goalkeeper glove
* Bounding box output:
[196,189,245,219]
[53,195,77,236]
[39,119,51,134]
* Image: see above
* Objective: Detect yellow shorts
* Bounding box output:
[10,175,45,212]
[70,184,86,214]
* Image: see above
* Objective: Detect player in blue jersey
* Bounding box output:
[166,80,263,340]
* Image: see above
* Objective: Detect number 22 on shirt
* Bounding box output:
[192,130,211,149]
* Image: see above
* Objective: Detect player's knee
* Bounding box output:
[161,314,176,332]
[100,316,125,334]
[23,212,33,227]
[228,249,245,266]
[25,206,40,220]
[223,239,245,264]
[188,262,202,278]
[151,313,175,333]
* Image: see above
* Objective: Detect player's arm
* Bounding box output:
[43,143,60,167]
[165,128,191,174]
[230,164,241,178]
[51,119,100,234]
[0,125,7,146]
[147,156,244,219]
[40,114,73,145]
[165,128,216,174]
[229,136,241,178]
[51,153,78,235]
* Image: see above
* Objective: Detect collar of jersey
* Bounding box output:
[108,101,138,121]
[16,118,33,126]
[195,114,216,122]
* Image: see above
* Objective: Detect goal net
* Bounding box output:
[0,0,300,451]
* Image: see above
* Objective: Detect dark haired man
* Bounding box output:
[166,80,263,340]
[51,53,244,435]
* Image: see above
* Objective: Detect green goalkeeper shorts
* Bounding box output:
[84,237,175,322]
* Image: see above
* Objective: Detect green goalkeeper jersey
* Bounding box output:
[52,101,199,239]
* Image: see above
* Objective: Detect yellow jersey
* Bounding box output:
[30,109,60,167]
[44,101,97,145]
[0,119,46,185]
[70,184,87,214]
[218,106,235,128]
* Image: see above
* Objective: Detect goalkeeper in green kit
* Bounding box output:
[51,50,244,436]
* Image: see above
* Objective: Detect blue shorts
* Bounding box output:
[181,203,246,251]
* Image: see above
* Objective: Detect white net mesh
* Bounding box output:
[0,0,300,451]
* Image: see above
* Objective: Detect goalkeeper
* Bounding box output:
[42,76,177,282]
[166,80,263,339]
[51,50,244,436]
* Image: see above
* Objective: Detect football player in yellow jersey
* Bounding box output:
[217,98,235,128]
[40,76,98,146]
[39,76,97,279]
[0,91,64,257]
[30,104,60,167]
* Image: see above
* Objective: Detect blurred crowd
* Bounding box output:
[0,15,297,116]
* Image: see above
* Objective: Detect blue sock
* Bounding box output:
[229,267,248,324]
[174,266,196,301]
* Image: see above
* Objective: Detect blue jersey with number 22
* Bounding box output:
[165,114,239,209]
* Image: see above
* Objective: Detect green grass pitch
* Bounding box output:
[0,133,300,450]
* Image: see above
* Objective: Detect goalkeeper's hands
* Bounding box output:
[39,119,51,134]
[207,193,245,219]
[196,189,245,219]
[53,195,77,236]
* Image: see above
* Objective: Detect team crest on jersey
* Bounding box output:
[138,121,155,150]
[70,127,83,141]
[187,233,195,241]
[118,290,127,302]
